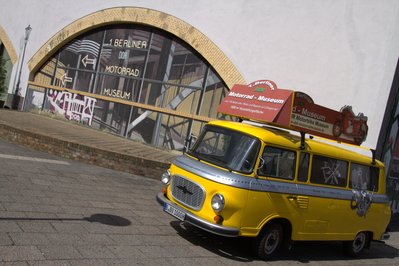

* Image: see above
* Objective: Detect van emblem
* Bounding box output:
[176,185,193,195]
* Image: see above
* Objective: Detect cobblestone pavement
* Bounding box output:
[1,139,399,265]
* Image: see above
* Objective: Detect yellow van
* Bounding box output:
[156,120,391,260]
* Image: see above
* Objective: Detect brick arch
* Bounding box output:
[28,7,245,88]
[0,25,17,64]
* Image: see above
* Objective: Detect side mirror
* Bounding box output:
[256,157,265,178]
[183,134,197,153]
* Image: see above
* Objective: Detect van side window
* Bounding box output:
[310,155,348,187]
[298,153,310,182]
[350,163,379,192]
[259,146,296,180]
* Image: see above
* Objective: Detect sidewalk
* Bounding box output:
[0,109,180,179]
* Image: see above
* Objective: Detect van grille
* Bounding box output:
[171,175,205,210]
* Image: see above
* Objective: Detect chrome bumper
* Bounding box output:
[156,192,240,237]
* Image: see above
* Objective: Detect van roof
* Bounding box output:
[208,120,381,167]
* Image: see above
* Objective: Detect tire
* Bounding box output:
[254,223,283,260]
[343,231,369,257]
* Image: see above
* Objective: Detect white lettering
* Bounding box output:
[256,95,284,104]
[112,38,148,49]
[104,65,140,77]
[228,92,255,99]
[103,88,131,100]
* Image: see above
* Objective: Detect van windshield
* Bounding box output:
[188,125,260,173]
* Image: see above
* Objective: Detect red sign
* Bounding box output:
[218,80,368,146]
[291,92,368,145]
[217,80,293,127]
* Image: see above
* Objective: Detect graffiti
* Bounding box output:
[47,89,96,125]
[321,161,343,185]
[351,189,373,217]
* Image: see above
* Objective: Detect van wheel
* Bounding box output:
[343,232,369,257]
[254,223,283,260]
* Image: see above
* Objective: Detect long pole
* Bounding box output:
[12,25,31,110]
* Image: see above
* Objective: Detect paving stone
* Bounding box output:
[107,245,146,259]
[9,232,50,245]
[38,245,82,260]
[17,221,57,233]
[0,246,45,261]
[0,221,23,233]
[0,232,13,245]
[45,233,82,245]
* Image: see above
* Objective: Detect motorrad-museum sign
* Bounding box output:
[217,80,368,145]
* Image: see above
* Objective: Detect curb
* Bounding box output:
[0,123,170,179]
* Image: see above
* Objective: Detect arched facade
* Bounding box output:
[0,25,17,108]
[25,7,244,151]
[28,7,245,88]
[0,26,17,65]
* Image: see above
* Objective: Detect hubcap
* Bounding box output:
[264,230,279,254]
[353,233,366,253]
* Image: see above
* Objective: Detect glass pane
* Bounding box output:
[126,108,191,150]
[139,81,199,113]
[24,86,45,112]
[95,73,141,101]
[144,34,172,81]
[200,70,229,118]
[189,126,260,173]
[259,146,296,180]
[350,163,379,191]
[311,155,348,187]
[58,30,103,70]
[91,99,130,135]
[44,89,97,126]
[98,48,147,79]
[54,69,95,92]
[170,43,207,86]
[155,114,190,150]
[145,34,206,86]
[127,107,156,145]
[34,57,57,85]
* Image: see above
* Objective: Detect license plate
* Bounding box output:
[164,203,185,221]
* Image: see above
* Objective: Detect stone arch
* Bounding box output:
[0,25,17,64]
[28,7,245,88]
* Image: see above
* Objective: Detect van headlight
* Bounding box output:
[161,170,171,184]
[211,194,225,212]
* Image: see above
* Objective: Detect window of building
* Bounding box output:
[28,24,229,151]
[0,42,12,106]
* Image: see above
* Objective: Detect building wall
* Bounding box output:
[0,0,399,149]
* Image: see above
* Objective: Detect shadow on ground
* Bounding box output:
[0,213,131,227]
[170,221,399,263]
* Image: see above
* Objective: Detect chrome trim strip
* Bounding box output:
[156,192,240,237]
[173,155,389,204]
